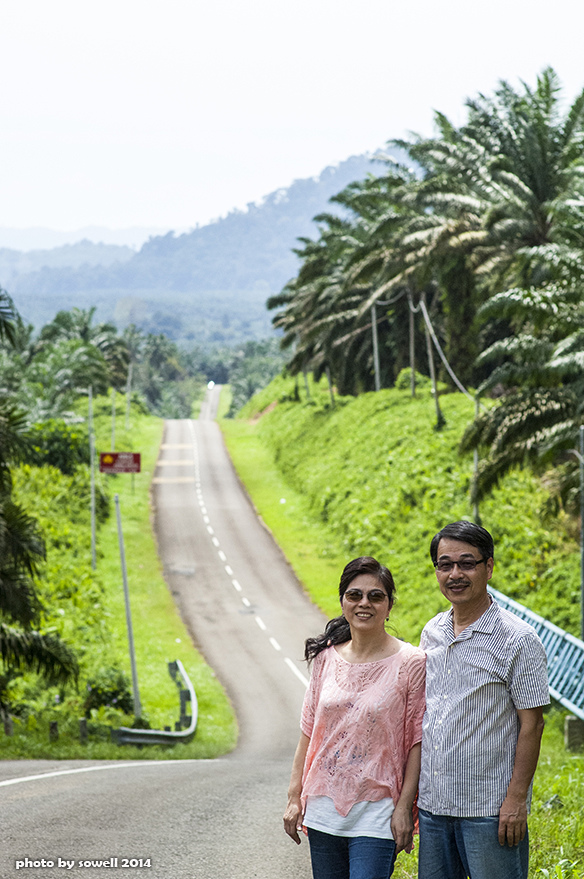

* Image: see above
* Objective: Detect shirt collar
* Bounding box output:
[440,594,499,639]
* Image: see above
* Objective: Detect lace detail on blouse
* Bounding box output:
[300,643,426,817]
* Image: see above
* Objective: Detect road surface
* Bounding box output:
[0,385,326,878]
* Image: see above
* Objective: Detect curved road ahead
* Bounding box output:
[0,386,325,878]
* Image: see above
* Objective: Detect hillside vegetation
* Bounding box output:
[224,375,580,643]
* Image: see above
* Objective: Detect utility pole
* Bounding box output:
[115,494,142,718]
[473,394,481,524]
[579,425,584,641]
[88,386,96,570]
[111,388,116,452]
[125,361,133,430]
[371,303,381,392]
[567,425,584,641]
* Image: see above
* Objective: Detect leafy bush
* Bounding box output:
[237,375,581,642]
[83,667,134,715]
[394,367,433,391]
[28,419,89,475]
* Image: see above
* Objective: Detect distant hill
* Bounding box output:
[5,152,393,346]
[0,225,178,251]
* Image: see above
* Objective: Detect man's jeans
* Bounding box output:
[307,827,397,879]
[418,809,529,879]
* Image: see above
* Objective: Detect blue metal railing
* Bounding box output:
[489,587,584,721]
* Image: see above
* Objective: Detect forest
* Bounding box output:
[268,68,584,514]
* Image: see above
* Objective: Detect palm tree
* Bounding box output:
[0,288,17,346]
[381,69,584,386]
[460,285,584,504]
[37,307,130,390]
[0,401,78,694]
[0,317,78,698]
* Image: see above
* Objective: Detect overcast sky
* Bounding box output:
[0,0,583,241]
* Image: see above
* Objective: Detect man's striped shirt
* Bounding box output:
[418,597,549,817]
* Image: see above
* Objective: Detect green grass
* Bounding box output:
[220,376,584,878]
[3,397,237,760]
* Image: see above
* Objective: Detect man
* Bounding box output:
[417,521,549,879]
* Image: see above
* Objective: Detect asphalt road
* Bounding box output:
[0,386,326,879]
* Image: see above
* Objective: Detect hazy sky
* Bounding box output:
[1,0,583,236]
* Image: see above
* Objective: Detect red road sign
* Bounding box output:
[99,452,141,474]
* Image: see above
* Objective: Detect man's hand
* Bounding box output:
[498,795,527,846]
[390,802,414,854]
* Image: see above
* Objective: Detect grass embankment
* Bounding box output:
[220,375,584,878]
[4,396,237,760]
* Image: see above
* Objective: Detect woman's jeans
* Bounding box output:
[307,827,397,879]
[417,809,529,879]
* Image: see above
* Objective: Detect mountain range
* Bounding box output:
[2,152,390,347]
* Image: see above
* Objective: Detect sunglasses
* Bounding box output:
[434,558,487,573]
[343,588,388,604]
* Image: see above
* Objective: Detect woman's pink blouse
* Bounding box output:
[300,644,426,817]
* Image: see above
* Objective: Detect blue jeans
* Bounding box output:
[307,827,397,879]
[417,809,529,879]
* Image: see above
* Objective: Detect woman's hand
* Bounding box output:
[283,794,304,845]
[284,732,310,844]
[390,802,414,854]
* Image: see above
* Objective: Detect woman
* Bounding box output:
[283,556,426,879]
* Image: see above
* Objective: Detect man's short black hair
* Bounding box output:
[430,521,494,565]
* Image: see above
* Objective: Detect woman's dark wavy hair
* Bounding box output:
[304,556,395,664]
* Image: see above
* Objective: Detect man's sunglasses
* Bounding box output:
[434,558,487,573]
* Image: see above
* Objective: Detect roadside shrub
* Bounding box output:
[29,419,89,475]
[83,668,134,715]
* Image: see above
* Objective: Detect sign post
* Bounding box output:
[99,452,141,474]
[114,493,142,719]
[89,387,96,570]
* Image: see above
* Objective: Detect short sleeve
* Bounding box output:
[508,633,550,709]
[404,650,426,751]
[300,651,324,737]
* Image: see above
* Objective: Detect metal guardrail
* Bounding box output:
[111,659,198,746]
[490,587,584,721]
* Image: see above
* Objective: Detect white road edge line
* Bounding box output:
[284,657,309,688]
[0,760,215,789]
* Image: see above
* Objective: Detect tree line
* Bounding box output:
[268,68,584,511]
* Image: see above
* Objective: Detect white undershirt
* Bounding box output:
[304,795,395,838]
